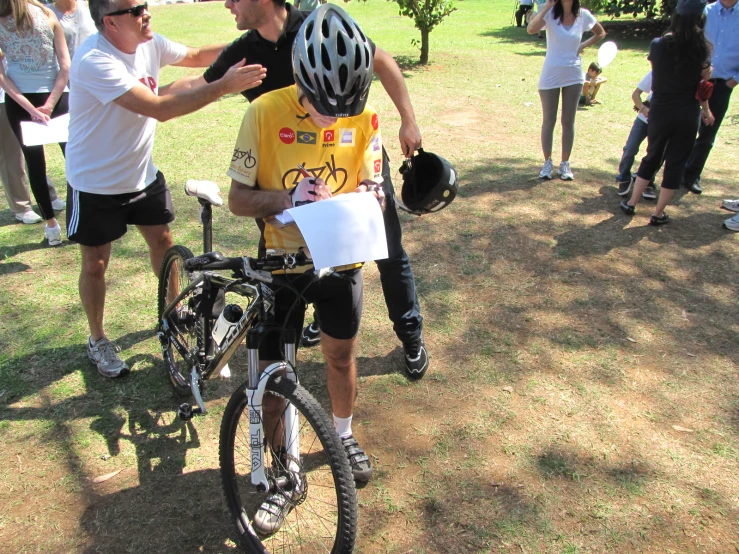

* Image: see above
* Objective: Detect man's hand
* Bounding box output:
[399,121,422,158]
[356,180,386,211]
[219,60,267,96]
[291,177,332,207]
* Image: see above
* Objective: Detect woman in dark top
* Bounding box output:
[620,0,712,225]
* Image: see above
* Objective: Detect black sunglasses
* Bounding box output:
[106,2,148,17]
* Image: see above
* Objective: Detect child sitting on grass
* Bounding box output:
[580,62,607,106]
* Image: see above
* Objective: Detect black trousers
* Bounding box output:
[683,79,735,184]
[636,101,700,190]
[377,147,423,346]
[515,4,532,26]
[4,92,68,220]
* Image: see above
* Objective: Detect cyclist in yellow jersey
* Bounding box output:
[227,4,383,534]
[227,83,383,268]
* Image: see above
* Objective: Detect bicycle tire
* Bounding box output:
[220,375,358,553]
[157,245,203,397]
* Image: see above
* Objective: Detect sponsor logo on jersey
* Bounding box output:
[371,136,381,152]
[323,130,335,143]
[339,128,355,147]
[232,148,256,168]
[371,113,379,130]
[279,128,295,144]
[374,159,382,173]
[297,131,317,145]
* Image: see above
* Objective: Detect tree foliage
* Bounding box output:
[391,0,457,64]
[582,0,677,19]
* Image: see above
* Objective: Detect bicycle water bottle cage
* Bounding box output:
[186,252,225,270]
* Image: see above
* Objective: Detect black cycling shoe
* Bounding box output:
[341,436,373,482]
[619,200,635,216]
[404,338,429,380]
[300,321,321,348]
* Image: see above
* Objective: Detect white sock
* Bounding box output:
[46,223,60,230]
[333,414,353,439]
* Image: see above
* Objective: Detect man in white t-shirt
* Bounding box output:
[66,0,266,378]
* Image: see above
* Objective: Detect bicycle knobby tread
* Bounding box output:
[219,375,358,553]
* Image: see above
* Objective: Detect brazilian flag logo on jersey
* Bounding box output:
[297,132,317,145]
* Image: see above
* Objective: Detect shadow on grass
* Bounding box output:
[0,261,31,275]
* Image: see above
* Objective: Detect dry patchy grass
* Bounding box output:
[1,1,738,553]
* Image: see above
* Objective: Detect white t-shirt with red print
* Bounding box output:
[538,8,597,90]
[66,33,187,194]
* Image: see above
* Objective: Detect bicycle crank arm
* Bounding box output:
[190,366,207,416]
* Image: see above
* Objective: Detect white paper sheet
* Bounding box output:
[20,113,70,146]
[288,193,387,269]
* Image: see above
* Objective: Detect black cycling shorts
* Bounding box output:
[260,268,363,360]
[66,171,175,247]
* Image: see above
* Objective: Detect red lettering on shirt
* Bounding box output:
[139,76,157,92]
[279,128,296,144]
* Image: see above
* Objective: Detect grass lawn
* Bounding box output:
[1,1,738,552]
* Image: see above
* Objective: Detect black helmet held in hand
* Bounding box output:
[292,4,374,118]
[398,149,458,215]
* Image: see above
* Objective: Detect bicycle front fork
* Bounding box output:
[246,335,300,492]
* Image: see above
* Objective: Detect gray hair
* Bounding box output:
[89,0,124,31]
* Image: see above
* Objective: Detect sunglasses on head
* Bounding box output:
[106,2,148,17]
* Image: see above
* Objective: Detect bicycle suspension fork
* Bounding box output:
[245,328,300,492]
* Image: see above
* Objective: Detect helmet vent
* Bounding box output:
[323,75,336,99]
[321,44,332,70]
[339,65,349,91]
[341,19,355,39]
[336,33,347,56]
[307,44,316,69]
[305,21,314,39]
[321,19,330,38]
[354,45,361,70]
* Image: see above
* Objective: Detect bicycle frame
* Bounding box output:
[160,264,302,492]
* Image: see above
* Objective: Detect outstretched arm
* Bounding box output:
[173,44,228,68]
[373,47,421,157]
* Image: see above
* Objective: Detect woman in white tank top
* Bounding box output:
[0,0,70,245]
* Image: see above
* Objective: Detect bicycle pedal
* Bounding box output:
[177,403,202,421]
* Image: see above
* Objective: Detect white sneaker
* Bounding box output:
[558,161,574,181]
[45,224,62,246]
[88,336,129,378]
[724,213,739,232]
[51,198,66,211]
[15,210,43,224]
[539,158,554,179]
[720,199,739,213]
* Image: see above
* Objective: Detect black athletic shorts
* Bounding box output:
[260,268,363,360]
[66,171,175,247]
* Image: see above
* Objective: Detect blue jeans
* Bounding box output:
[616,117,648,182]
[377,148,423,346]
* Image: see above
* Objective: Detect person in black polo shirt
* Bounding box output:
[174,0,430,379]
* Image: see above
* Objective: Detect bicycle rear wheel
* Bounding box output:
[157,245,203,396]
[220,376,358,553]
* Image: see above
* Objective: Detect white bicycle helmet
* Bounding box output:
[293,4,373,118]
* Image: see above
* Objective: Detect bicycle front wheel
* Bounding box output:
[157,245,203,396]
[220,376,358,553]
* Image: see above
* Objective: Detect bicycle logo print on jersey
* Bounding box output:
[281,154,348,193]
[232,148,256,169]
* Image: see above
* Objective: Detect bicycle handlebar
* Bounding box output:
[185,251,313,274]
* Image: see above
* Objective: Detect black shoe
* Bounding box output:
[619,200,635,215]
[649,213,670,226]
[617,178,632,197]
[300,321,321,348]
[688,182,703,194]
[404,338,429,379]
[341,436,373,482]
[642,183,657,200]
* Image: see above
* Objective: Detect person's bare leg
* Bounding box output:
[628,176,650,207]
[137,224,174,275]
[80,243,112,341]
[322,334,358,418]
[654,188,675,218]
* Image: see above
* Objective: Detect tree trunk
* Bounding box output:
[420,29,429,65]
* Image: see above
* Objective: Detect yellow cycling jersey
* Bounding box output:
[227,84,383,269]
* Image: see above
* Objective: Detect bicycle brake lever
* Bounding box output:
[242,257,274,284]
